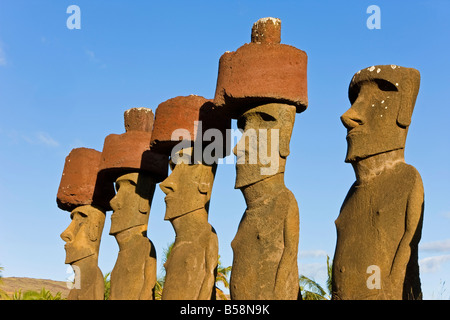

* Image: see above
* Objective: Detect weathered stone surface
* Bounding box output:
[57,148,111,300]
[152,94,230,300]
[124,107,154,133]
[60,204,106,300]
[332,65,423,300]
[99,131,168,183]
[99,107,168,183]
[109,172,157,300]
[214,17,308,118]
[251,17,281,44]
[213,17,304,300]
[57,148,114,212]
[160,148,218,300]
[100,107,163,300]
[230,103,300,300]
[344,65,421,162]
[150,95,230,157]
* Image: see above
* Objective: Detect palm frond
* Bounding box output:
[216,287,229,300]
[299,275,329,300]
[104,272,111,300]
[326,255,333,295]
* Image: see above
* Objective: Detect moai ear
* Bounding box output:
[198,182,210,194]
[279,107,296,158]
[279,133,290,158]
[198,165,211,194]
[88,220,99,242]
[137,174,155,214]
[139,197,150,214]
[397,70,420,128]
[198,163,217,195]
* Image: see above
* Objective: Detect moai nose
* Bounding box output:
[341,108,364,130]
[160,180,177,195]
[60,225,73,243]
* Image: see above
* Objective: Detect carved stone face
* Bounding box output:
[109,172,156,235]
[233,103,295,189]
[60,205,105,264]
[342,81,408,163]
[341,66,420,163]
[159,147,215,220]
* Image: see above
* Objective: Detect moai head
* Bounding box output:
[109,172,156,235]
[213,17,307,188]
[233,103,296,188]
[57,148,114,263]
[159,147,217,220]
[99,107,168,234]
[341,65,420,163]
[151,95,230,219]
[60,205,105,264]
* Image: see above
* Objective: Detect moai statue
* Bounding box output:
[213,17,308,300]
[57,147,115,300]
[332,65,424,300]
[150,95,230,300]
[99,107,168,300]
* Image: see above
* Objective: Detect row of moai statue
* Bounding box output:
[56,17,424,300]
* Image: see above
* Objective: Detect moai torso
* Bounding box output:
[334,162,423,300]
[231,181,299,300]
[162,210,218,300]
[67,260,104,300]
[109,227,157,300]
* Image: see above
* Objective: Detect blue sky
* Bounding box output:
[0,0,449,299]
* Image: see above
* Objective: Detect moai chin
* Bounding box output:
[99,107,168,300]
[57,147,115,300]
[332,65,424,300]
[213,17,308,300]
[150,95,230,300]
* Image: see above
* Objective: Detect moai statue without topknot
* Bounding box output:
[57,147,115,300]
[150,95,230,300]
[332,65,424,300]
[99,107,168,300]
[214,17,308,300]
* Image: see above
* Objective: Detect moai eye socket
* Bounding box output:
[375,79,398,92]
[349,79,398,105]
[258,112,276,122]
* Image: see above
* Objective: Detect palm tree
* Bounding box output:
[299,275,329,300]
[103,272,111,300]
[0,265,10,300]
[154,242,174,300]
[299,255,332,300]
[12,288,63,300]
[154,276,164,300]
[326,255,332,296]
[215,256,231,300]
